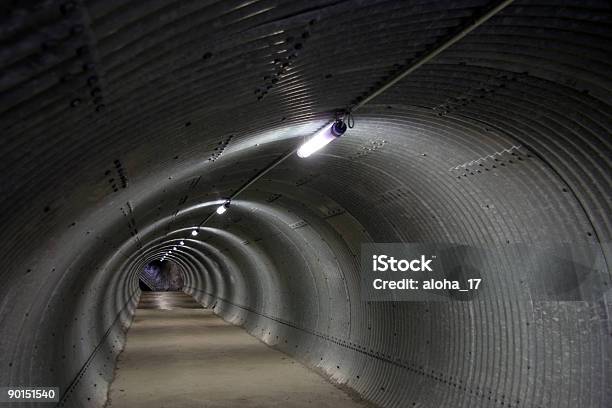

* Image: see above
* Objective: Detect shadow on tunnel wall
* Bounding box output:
[0,1,610,408]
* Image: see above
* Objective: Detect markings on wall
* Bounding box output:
[289,220,308,229]
[189,176,201,189]
[433,72,527,117]
[323,207,345,219]
[58,4,108,114]
[449,145,522,172]
[208,135,233,162]
[121,201,142,249]
[254,21,315,101]
[295,173,319,187]
[105,159,128,193]
[165,175,203,234]
[347,138,387,160]
[266,193,282,203]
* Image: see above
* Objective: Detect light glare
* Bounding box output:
[297,121,347,158]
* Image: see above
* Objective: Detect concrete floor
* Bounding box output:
[106,292,369,407]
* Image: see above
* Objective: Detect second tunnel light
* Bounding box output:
[297,120,347,158]
[216,200,230,215]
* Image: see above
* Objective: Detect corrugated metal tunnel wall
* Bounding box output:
[0,0,610,407]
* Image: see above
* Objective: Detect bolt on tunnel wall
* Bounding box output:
[0,1,610,407]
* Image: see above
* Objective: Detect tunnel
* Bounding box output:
[0,0,611,407]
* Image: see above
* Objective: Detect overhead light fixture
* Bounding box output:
[173,246,177,250]
[216,200,230,215]
[180,241,185,245]
[297,119,347,158]
[191,230,198,236]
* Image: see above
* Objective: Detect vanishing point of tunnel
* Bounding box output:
[0,1,610,407]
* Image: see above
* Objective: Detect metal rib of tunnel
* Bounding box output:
[0,1,610,407]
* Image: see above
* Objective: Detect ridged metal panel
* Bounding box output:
[0,1,610,407]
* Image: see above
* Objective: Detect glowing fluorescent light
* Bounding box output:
[297,120,347,158]
[216,200,230,215]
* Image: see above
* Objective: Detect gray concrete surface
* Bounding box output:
[106,292,369,407]
[3,3,611,408]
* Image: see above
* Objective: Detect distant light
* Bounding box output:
[173,246,177,250]
[216,200,230,215]
[191,230,198,236]
[180,241,185,245]
[297,120,347,158]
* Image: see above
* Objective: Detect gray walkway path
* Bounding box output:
[106,292,368,407]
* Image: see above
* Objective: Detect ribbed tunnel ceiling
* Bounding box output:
[1,1,611,407]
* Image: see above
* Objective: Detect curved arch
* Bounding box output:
[0,2,610,408]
